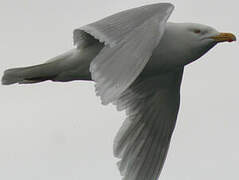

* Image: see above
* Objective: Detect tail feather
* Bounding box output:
[1,49,81,85]
[1,46,103,85]
[2,63,59,85]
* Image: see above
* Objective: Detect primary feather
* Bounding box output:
[113,68,183,180]
[1,2,236,180]
[75,3,174,105]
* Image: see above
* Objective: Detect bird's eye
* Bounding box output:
[194,29,201,34]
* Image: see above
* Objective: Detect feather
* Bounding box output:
[113,68,184,180]
[73,3,174,104]
[74,3,174,48]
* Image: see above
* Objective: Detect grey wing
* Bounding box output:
[113,68,184,180]
[73,3,174,104]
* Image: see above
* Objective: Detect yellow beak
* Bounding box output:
[210,33,236,43]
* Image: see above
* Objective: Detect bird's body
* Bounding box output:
[2,22,218,84]
[1,3,236,180]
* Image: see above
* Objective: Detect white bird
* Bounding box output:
[2,3,236,180]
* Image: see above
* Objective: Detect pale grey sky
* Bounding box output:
[0,0,238,180]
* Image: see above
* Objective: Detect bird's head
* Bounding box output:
[184,23,236,42]
[164,22,236,65]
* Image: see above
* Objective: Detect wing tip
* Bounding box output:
[73,3,174,48]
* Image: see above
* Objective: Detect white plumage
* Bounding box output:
[1,3,236,180]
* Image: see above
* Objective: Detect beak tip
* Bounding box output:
[228,33,237,42]
[211,32,237,43]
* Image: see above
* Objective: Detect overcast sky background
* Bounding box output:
[0,0,238,180]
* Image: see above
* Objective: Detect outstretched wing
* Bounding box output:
[113,68,184,180]
[73,3,174,104]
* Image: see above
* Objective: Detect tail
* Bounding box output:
[2,62,60,85]
[2,44,104,85]
[1,49,78,85]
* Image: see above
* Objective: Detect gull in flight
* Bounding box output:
[2,3,236,180]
